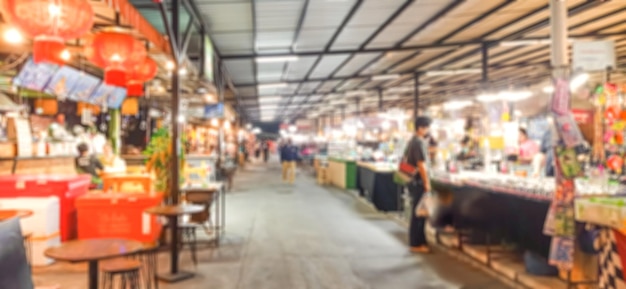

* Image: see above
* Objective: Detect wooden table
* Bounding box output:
[0,209,32,221]
[44,238,144,289]
[145,204,204,282]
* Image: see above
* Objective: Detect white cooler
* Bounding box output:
[0,197,60,266]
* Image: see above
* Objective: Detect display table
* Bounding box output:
[327,158,357,190]
[0,174,90,241]
[75,192,163,242]
[0,156,76,175]
[431,173,552,259]
[357,162,400,211]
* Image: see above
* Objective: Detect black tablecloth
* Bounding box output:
[357,166,400,212]
[432,180,552,259]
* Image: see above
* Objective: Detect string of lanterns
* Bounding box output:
[1,0,158,97]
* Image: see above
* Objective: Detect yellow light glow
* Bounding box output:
[4,28,23,44]
[60,50,71,61]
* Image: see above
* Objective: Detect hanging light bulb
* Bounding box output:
[60,49,71,61]
[4,27,23,44]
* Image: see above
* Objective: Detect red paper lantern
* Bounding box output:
[90,30,137,86]
[2,0,93,65]
[127,57,158,97]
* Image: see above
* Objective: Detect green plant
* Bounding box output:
[144,128,185,198]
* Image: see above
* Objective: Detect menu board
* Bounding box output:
[204,103,224,119]
[69,72,100,102]
[107,87,127,109]
[44,66,82,99]
[88,83,116,106]
[7,117,33,157]
[12,59,58,91]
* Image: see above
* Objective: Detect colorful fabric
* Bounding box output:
[599,229,626,289]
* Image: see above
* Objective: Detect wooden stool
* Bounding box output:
[101,259,142,289]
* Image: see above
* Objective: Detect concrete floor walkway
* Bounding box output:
[35,161,510,289]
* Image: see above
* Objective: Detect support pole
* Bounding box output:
[550,0,569,76]
[378,88,383,112]
[481,42,489,85]
[413,73,419,118]
[356,98,361,118]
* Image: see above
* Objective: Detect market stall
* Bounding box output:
[357,162,401,212]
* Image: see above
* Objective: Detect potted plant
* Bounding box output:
[144,128,185,203]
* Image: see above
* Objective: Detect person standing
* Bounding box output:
[404,116,432,253]
[280,139,298,184]
[262,140,270,163]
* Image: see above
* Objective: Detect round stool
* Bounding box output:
[101,258,142,289]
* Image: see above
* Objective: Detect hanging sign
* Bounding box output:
[572,40,616,72]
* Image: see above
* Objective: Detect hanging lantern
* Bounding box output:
[127,57,158,97]
[89,29,137,86]
[1,0,93,65]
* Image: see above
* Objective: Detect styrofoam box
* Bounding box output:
[0,197,60,266]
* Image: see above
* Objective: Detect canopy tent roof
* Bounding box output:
[99,1,626,121]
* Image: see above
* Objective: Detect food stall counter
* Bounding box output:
[357,162,400,211]
[327,157,357,190]
[0,155,76,175]
[430,171,553,259]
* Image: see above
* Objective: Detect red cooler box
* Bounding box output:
[76,193,163,242]
[0,174,91,241]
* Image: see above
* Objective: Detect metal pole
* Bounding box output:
[550,0,569,76]
[413,73,419,118]
[378,88,383,112]
[481,42,489,84]
[169,0,182,278]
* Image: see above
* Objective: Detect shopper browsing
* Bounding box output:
[404,116,433,254]
[280,139,298,184]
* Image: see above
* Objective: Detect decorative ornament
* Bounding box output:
[1,0,94,65]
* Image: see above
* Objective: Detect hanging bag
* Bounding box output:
[399,137,418,175]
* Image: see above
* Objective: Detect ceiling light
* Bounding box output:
[288,125,297,133]
[60,49,71,61]
[258,83,288,90]
[477,93,500,103]
[543,86,555,94]
[477,91,533,102]
[179,68,187,75]
[426,69,481,77]
[443,100,473,110]
[570,73,589,91]
[211,118,219,126]
[372,74,401,81]
[166,61,175,71]
[48,4,61,16]
[255,56,299,63]
[4,28,23,44]
[177,115,186,123]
